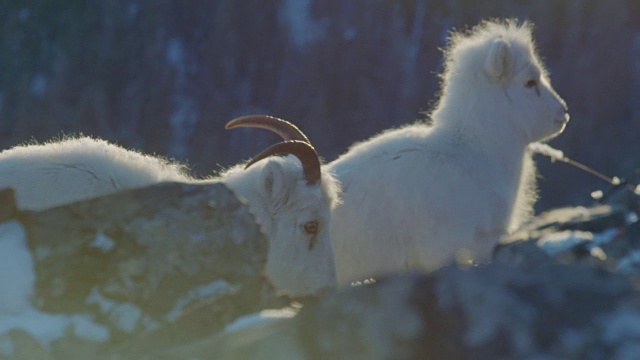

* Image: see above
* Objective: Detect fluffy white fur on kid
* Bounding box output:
[327,19,569,285]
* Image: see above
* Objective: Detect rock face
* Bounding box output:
[285,265,635,360]
[0,183,288,359]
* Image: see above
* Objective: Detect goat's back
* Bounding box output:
[0,137,189,210]
[328,125,519,284]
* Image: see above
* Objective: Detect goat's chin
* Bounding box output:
[552,119,568,136]
[557,122,568,134]
[534,120,567,143]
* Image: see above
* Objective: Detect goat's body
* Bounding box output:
[0,137,188,211]
[329,124,528,282]
[328,20,568,285]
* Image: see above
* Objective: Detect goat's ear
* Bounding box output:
[485,38,512,81]
[261,161,292,207]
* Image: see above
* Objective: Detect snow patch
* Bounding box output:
[0,221,35,315]
[91,231,116,252]
[0,223,103,347]
[86,288,144,333]
[108,303,141,333]
[166,280,239,321]
[223,307,298,334]
[0,310,110,347]
[69,315,111,342]
[86,287,115,314]
[537,228,618,256]
[537,230,593,256]
[592,228,619,247]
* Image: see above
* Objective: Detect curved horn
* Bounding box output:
[245,140,321,185]
[225,115,311,143]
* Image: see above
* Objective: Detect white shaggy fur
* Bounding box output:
[0,136,340,297]
[327,20,569,285]
[0,137,190,209]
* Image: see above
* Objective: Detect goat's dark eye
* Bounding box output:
[525,79,537,88]
[304,221,319,250]
[304,221,319,235]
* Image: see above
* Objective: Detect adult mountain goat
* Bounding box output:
[0,116,340,297]
[327,19,570,285]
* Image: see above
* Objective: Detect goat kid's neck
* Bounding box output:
[436,112,529,181]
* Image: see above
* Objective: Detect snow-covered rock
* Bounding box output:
[0,183,291,359]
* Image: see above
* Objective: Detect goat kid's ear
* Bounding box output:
[485,38,513,81]
[261,161,292,207]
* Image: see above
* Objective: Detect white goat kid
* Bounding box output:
[327,20,570,285]
[0,116,339,297]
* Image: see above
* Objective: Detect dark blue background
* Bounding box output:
[1,0,638,212]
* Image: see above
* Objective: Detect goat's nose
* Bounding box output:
[555,107,569,124]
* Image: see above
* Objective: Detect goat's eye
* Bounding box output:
[304,221,319,250]
[525,79,537,88]
[304,221,319,235]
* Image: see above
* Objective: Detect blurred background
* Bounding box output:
[1,0,639,212]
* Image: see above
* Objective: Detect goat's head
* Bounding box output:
[225,115,338,298]
[487,35,569,142]
[441,20,569,143]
